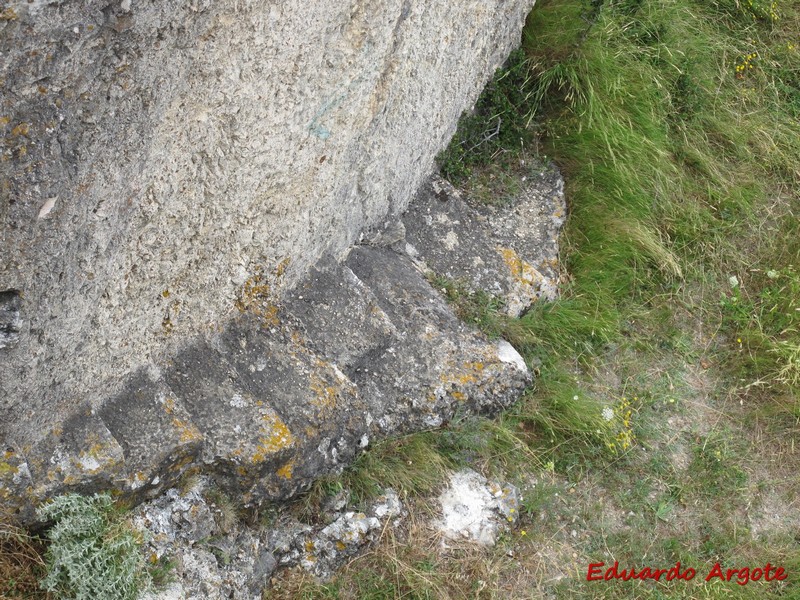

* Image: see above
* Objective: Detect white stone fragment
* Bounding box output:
[496,340,527,373]
[37,197,57,219]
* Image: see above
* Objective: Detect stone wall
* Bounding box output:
[0,0,533,441]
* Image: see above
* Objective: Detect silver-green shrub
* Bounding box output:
[37,493,148,600]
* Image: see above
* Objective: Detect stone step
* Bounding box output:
[346,246,531,431]
[97,372,204,499]
[2,241,533,523]
[282,254,399,379]
[402,171,565,316]
[7,412,126,523]
[206,313,366,499]
[162,336,298,500]
[286,245,531,435]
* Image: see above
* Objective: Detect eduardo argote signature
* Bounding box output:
[587,561,787,586]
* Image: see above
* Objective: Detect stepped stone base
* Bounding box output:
[1,228,532,524]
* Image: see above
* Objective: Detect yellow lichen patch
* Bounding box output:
[162,315,174,334]
[11,122,29,137]
[74,440,122,475]
[85,443,106,459]
[276,459,294,480]
[309,373,339,411]
[498,246,543,287]
[443,361,486,386]
[336,541,347,551]
[235,269,280,327]
[290,329,305,347]
[452,391,466,402]
[251,412,294,463]
[0,461,17,477]
[172,417,202,444]
[275,257,291,278]
[0,7,17,21]
[168,455,195,472]
[0,116,9,126]
[163,397,176,414]
[128,471,147,489]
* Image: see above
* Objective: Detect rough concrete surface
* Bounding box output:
[0,0,537,519]
[0,0,534,451]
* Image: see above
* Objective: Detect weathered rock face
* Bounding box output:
[403,167,565,316]
[0,0,536,519]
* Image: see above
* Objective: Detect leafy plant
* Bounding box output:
[37,493,148,600]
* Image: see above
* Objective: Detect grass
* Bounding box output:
[274,0,800,597]
[0,518,51,599]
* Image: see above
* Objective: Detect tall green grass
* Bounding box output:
[519,0,800,396]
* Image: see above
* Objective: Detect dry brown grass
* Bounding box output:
[0,516,50,600]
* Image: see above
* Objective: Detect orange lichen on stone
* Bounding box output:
[11,122,29,137]
[164,456,194,473]
[498,246,543,287]
[128,471,147,489]
[252,412,294,463]
[276,459,294,480]
[309,372,339,411]
[73,439,122,475]
[172,417,202,444]
[445,361,486,385]
[235,269,280,327]
[275,257,291,278]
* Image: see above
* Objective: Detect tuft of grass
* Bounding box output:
[0,516,50,599]
[521,0,799,400]
[436,48,538,183]
[340,434,454,504]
